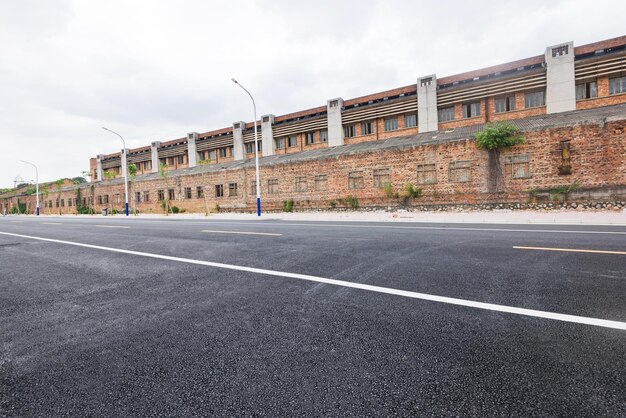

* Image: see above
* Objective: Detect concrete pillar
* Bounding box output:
[96,155,104,182]
[417,74,438,132]
[232,121,245,161]
[545,41,575,114]
[151,141,160,173]
[327,97,344,147]
[187,132,198,167]
[261,114,275,157]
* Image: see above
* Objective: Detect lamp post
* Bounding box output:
[232,78,261,217]
[102,127,129,216]
[20,160,39,216]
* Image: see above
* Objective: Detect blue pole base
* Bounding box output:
[125,202,129,216]
[36,207,40,216]
[256,197,261,217]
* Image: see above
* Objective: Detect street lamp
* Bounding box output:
[232,78,261,217]
[20,160,39,216]
[102,127,129,216]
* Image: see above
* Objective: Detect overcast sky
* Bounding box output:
[1,0,624,188]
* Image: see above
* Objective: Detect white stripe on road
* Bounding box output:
[1,230,624,330]
[94,225,131,229]
[514,246,626,255]
[43,222,63,225]
[202,229,281,236]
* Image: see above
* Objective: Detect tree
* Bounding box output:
[127,164,138,215]
[474,121,524,193]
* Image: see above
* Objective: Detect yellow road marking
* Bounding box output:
[513,246,626,255]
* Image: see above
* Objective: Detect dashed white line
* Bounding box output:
[94,225,131,229]
[202,230,282,236]
[0,230,624,331]
[42,222,63,225]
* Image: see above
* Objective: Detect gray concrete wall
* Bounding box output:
[545,41,575,114]
[232,122,245,161]
[150,142,160,173]
[417,74,438,132]
[261,114,275,157]
[187,132,198,167]
[327,98,344,147]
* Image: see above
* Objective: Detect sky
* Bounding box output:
[1,0,625,188]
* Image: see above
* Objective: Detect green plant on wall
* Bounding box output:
[400,183,422,206]
[474,121,524,193]
[159,162,171,215]
[283,198,294,212]
[54,179,64,215]
[127,163,138,215]
[549,180,581,203]
[103,170,116,181]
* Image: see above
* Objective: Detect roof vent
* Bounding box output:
[262,116,270,123]
[420,77,433,86]
[329,99,339,108]
[551,45,569,57]
[233,122,241,129]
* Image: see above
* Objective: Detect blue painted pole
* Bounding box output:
[257,197,261,217]
[125,202,129,216]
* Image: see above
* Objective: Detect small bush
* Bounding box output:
[283,199,294,212]
[171,206,180,214]
[214,203,221,213]
[329,200,336,209]
[402,183,422,199]
[110,208,120,215]
[475,121,524,150]
[76,206,95,215]
[345,196,359,209]
[382,183,395,199]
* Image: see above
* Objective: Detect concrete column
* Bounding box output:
[417,74,438,132]
[545,41,575,114]
[150,141,160,173]
[232,121,245,161]
[327,97,344,147]
[187,132,198,167]
[261,114,275,157]
[96,155,104,182]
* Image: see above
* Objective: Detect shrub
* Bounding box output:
[329,200,336,209]
[382,183,395,199]
[475,121,524,150]
[171,206,180,214]
[213,203,221,213]
[283,199,294,212]
[345,196,359,209]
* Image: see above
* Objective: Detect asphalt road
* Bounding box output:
[1,215,625,417]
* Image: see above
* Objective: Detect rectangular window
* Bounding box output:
[576,81,598,100]
[504,154,531,179]
[417,164,437,184]
[228,146,234,156]
[320,130,328,142]
[348,171,364,189]
[462,102,481,118]
[215,184,224,198]
[143,191,150,202]
[525,90,545,108]
[495,95,516,113]
[56,199,60,208]
[114,194,120,204]
[168,189,175,200]
[219,148,227,158]
[287,135,298,148]
[384,117,398,131]
[268,179,279,194]
[305,132,315,145]
[144,161,152,171]
[314,174,327,191]
[61,199,65,207]
[228,182,238,197]
[97,195,102,205]
[438,107,455,122]
[68,198,73,207]
[208,150,216,161]
[245,142,255,154]
[275,138,285,149]
[344,124,355,138]
[295,177,308,192]
[608,75,626,95]
[158,190,164,201]
[404,114,417,128]
[250,180,256,196]
[167,157,175,166]
[178,155,185,165]
[257,140,262,151]
[184,187,192,199]
[361,121,374,135]
[373,168,391,188]
[135,191,142,203]
[160,158,167,167]
[449,161,471,183]
[196,186,204,198]
[103,195,109,204]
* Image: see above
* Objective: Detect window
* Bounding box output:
[305,132,315,145]
[551,45,568,57]
[167,157,175,166]
[495,95,516,113]
[257,140,262,151]
[373,168,391,188]
[68,198,72,207]
[184,187,192,199]
[196,186,204,198]
[158,190,165,201]
[361,121,374,135]
[268,179,279,194]
[420,77,433,86]
[295,177,307,192]
[275,138,285,149]
[608,75,626,95]
[438,107,455,122]
[329,99,339,108]
[462,102,481,118]
[404,114,417,128]
[417,164,437,184]
[505,154,531,179]
[114,194,120,204]
[177,155,186,165]
[344,124,355,138]
[215,184,224,197]
[250,180,256,196]
[61,199,64,207]
[449,161,471,183]
[144,161,152,171]
[384,117,398,131]
[348,171,364,189]
[228,182,238,197]
[576,81,598,100]
[168,189,175,200]
[245,142,255,154]
[525,90,545,108]
[228,146,234,156]
[320,130,328,142]
[143,191,150,202]
[97,195,102,205]
[103,195,109,204]
[287,135,298,148]
[136,192,142,203]
[314,174,327,191]
[160,158,167,167]
[209,150,216,161]
[219,148,227,158]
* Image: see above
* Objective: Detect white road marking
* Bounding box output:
[202,229,282,236]
[94,225,131,229]
[0,230,624,330]
[10,221,23,223]
[42,222,63,225]
[514,246,626,255]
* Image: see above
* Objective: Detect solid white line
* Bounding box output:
[514,246,626,255]
[94,225,131,229]
[0,230,624,330]
[202,229,282,236]
[42,222,63,225]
